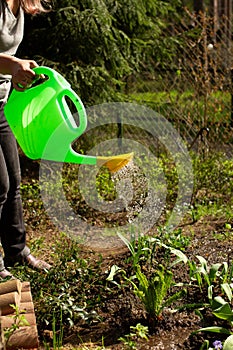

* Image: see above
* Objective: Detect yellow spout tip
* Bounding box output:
[97,152,134,173]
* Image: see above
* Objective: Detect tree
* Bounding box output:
[18,0,183,105]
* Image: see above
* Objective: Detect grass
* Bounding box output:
[129,89,232,148]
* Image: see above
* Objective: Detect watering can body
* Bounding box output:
[4,66,97,165]
[4,66,133,172]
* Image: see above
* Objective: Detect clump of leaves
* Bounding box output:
[11,235,105,342]
[108,233,188,333]
[118,323,149,350]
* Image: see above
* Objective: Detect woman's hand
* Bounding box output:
[10,58,38,91]
[0,54,40,90]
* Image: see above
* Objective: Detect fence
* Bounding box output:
[123,9,233,155]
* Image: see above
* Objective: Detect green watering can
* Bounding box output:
[4,66,133,172]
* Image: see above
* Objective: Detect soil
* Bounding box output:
[67,220,230,350]
[19,154,233,350]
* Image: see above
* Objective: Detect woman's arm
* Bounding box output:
[0,54,38,90]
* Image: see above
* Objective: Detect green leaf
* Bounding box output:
[170,248,188,266]
[194,326,232,335]
[213,302,233,321]
[223,335,233,350]
[200,339,210,349]
[208,285,214,300]
[136,265,149,290]
[212,295,228,308]
[221,283,233,302]
[117,232,135,255]
[209,263,222,282]
[163,289,186,309]
[106,265,121,281]
[196,255,208,271]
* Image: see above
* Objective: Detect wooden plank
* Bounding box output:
[5,325,39,349]
[0,293,20,316]
[0,280,22,296]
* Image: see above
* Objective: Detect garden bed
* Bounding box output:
[10,152,233,350]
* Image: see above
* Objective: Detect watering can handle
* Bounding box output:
[33,66,68,84]
[59,88,87,135]
[33,66,87,135]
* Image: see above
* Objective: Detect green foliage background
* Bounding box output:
[18,0,183,105]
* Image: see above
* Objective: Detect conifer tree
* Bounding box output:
[19,0,183,104]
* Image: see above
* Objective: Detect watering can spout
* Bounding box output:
[4,65,133,172]
[97,152,134,173]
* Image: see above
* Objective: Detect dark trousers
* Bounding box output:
[0,104,29,269]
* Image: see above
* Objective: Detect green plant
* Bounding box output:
[117,232,154,268]
[118,231,189,270]
[222,223,233,239]
[11,235,104,341]
[110,232,188,331]
[107,261,186,332]
[195,295,233,336]
[192,153,233,209]
[189,255,222,291]
[118,323,149,350]
[128,264,186,330]
[96,167,116,201]
[43,311,64,349]
[198,333,233,350]
[188,256,233,300]
[200,336,233,349]
[20,179,46,227]
[193,262,233,346]
[20,0,183,105]
[223,336,233,350]
[3,304,30,347]
[156,227,191,251]
[185,256,233,349]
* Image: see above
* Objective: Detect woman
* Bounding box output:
[0,0,52,278]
